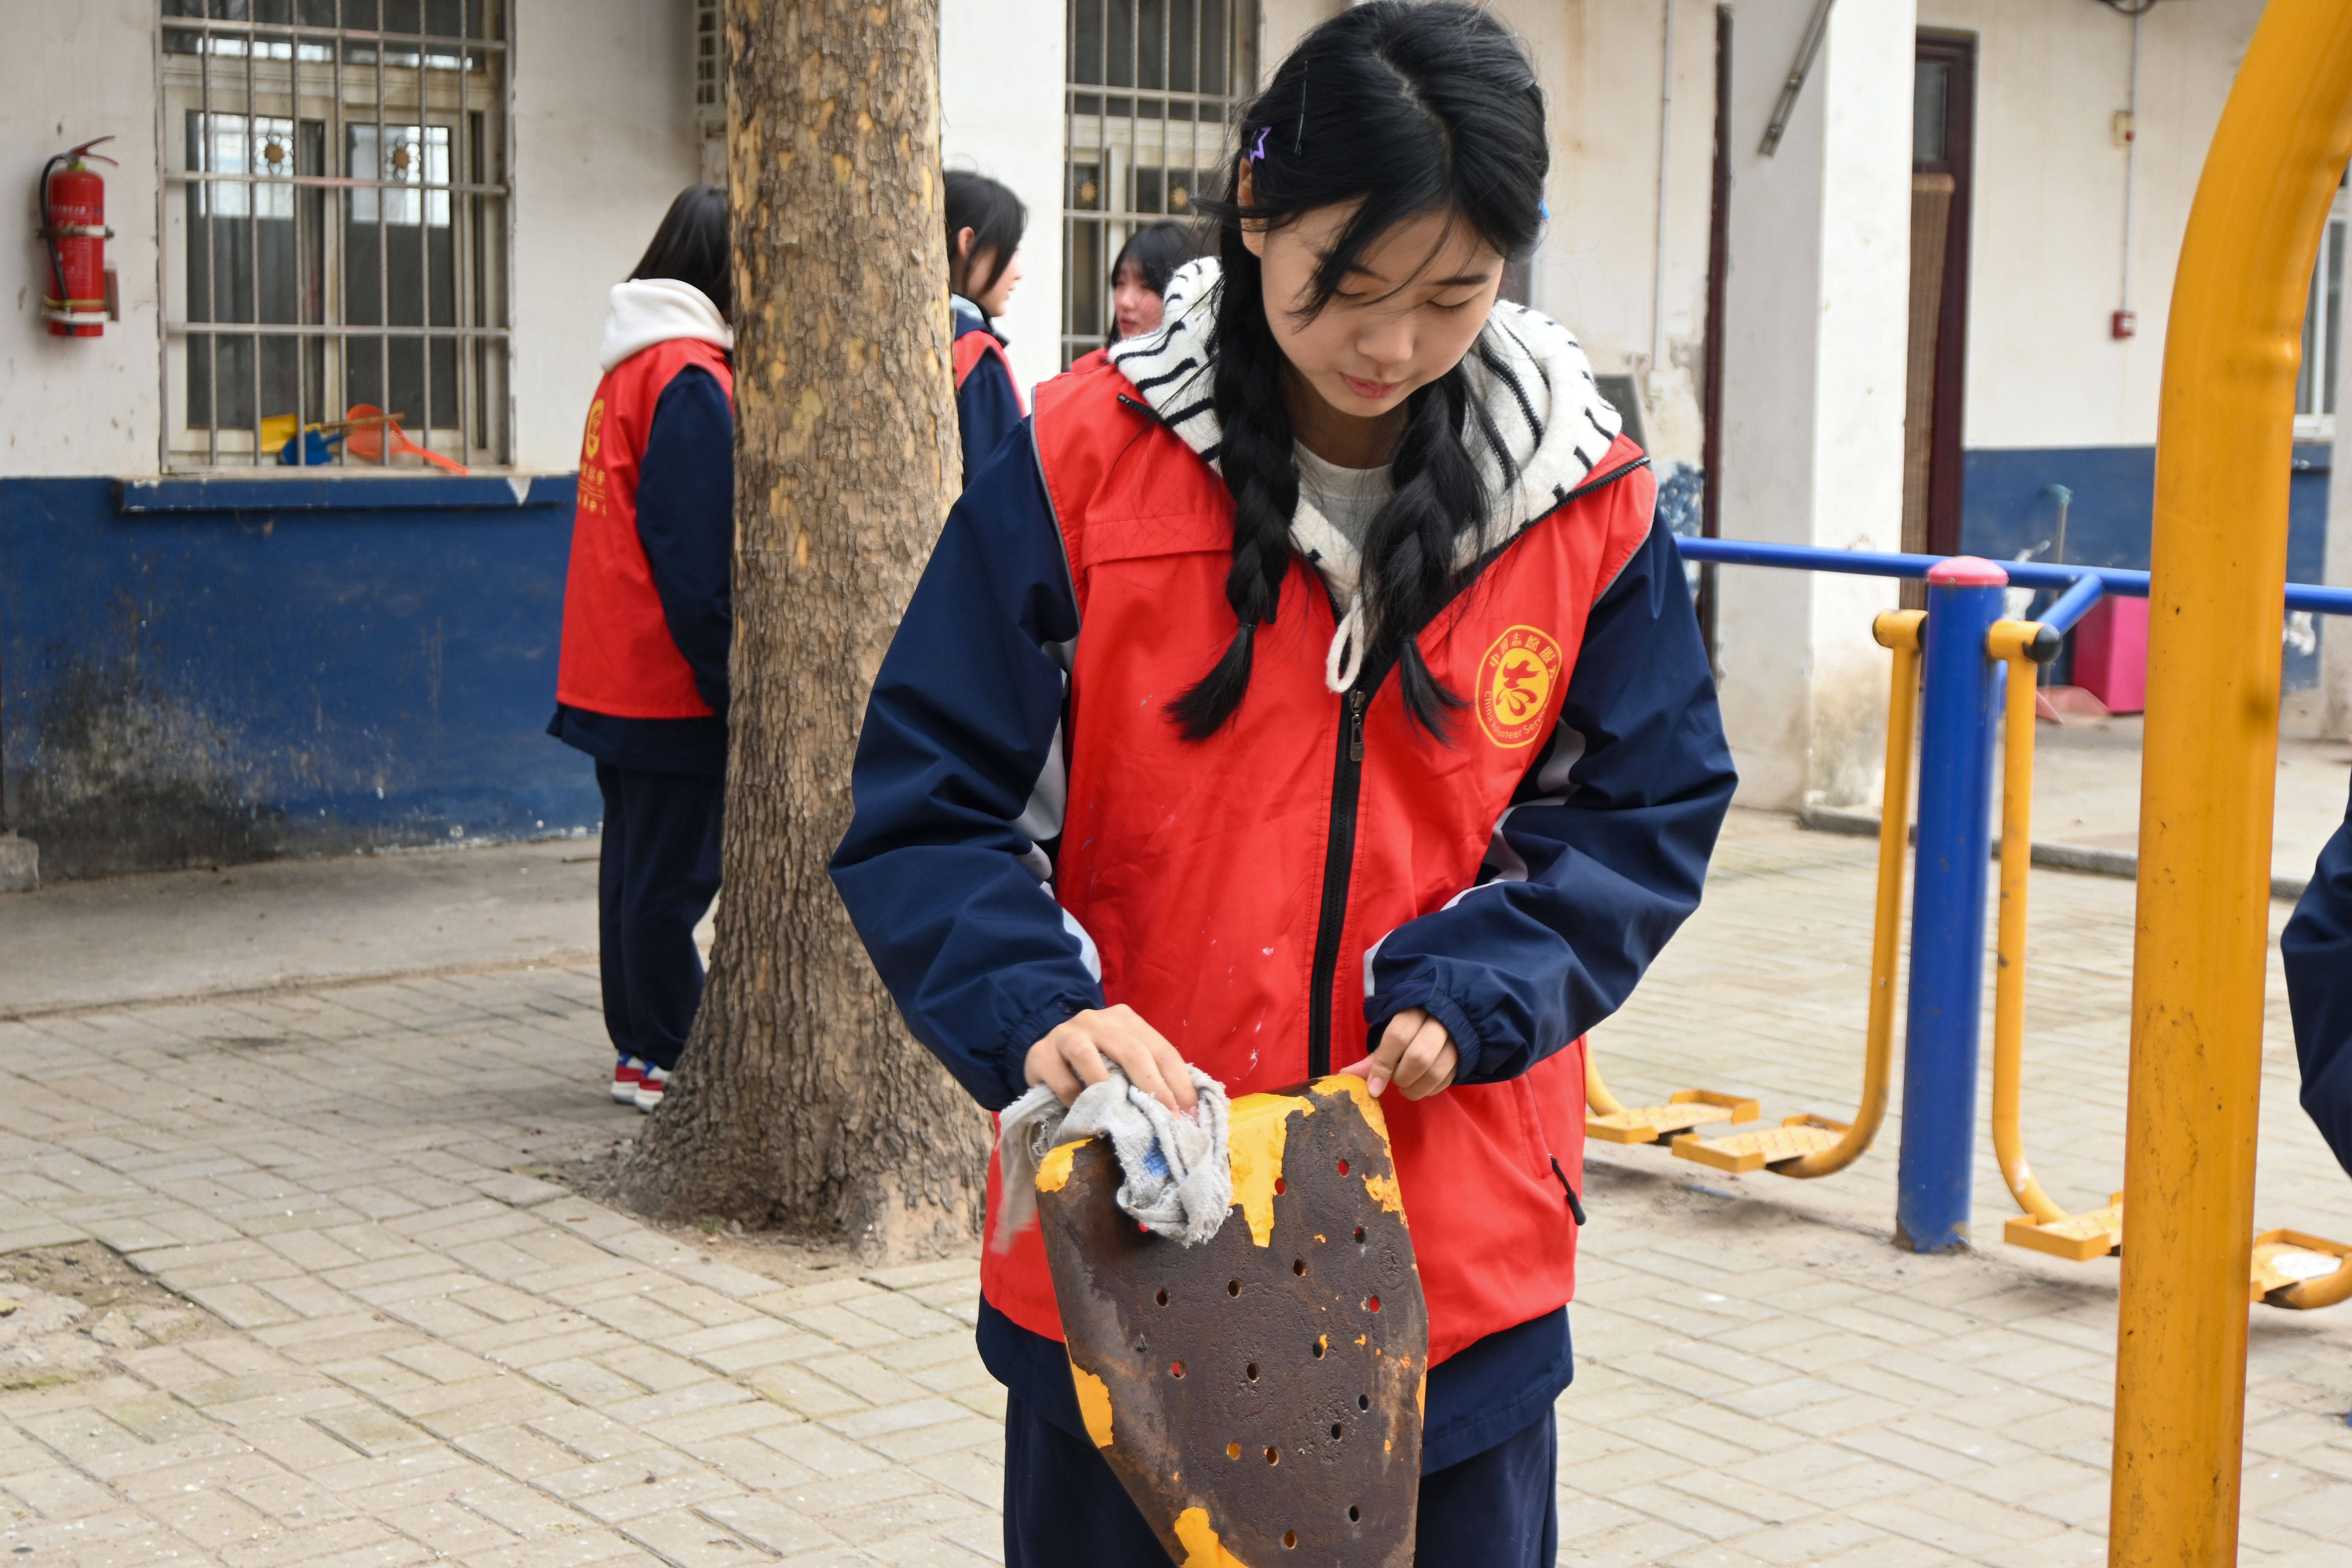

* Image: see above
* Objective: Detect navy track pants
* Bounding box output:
[1000,1394,1557,1568]
[594,762,724,1072]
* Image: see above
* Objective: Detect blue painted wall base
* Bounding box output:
[1961,443,2331,689]
[0,474,599,881]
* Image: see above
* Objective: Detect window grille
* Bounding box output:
[2296,194,2347,441]
[693,0,725,185]
[1062,0,1257,367]
[158,1,510,471]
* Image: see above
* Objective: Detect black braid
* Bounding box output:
[1165,231,1301,740]
[1361,360,1515,738]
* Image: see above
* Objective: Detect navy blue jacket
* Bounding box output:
[952,297,1024,488]
[830,421,1733,1467]
[2286,775,2352,1178]
[551,364,734,776]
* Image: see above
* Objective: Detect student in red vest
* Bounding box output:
[835,7,1734,1564]
[1070,219,1206,375]
[946,170,1028,484]
[550,186,735,1114]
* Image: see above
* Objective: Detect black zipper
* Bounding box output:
[1298,452,1650,1081]
[1307,680,1377,1077]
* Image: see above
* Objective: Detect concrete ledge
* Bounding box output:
[0,835,35,895]
[1795,804,2310,903]
[114,472,577,514]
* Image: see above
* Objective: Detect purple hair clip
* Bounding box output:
[1249,125,1271,163]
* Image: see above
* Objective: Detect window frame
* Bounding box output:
[1061,0,1258,368]
[154,3,514,473]
[2295,182,2347,443]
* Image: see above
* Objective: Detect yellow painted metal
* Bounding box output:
[1582,1049,1627,1118]
[2006,1194,2125,1266]
[2110,4,2352,1561]
[1670,611,1920,1182]
[1985,623,2076,1232]
[1770,611,1919,1179]
[1671,1115,1848,1175]
[2249,1230,2352,1307]
[1587,1089,1762,1146]
[1984,624,2352,1296]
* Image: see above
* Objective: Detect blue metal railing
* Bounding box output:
[1681,535,2348,1249]
[1680,536,2352,622]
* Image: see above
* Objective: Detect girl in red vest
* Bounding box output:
[551,186,735,1114]
[837,7,1734,1563]
[945,171,1028,484]
[1069,219,1207,375]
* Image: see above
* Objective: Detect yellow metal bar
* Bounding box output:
[1583,1048,1627,1118]
[1985,623,2069,1228]
[1775,610,1921,1179]
[2112,5,2352,1563]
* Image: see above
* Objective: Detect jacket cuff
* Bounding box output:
[996,997,1093,1110]
[1367,985,1485,1086]
[1417,991,1485,1086]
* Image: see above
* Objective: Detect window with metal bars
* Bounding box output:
[2296,193,2347,441]
[1062,0,1257,367]
[159,1,510,470]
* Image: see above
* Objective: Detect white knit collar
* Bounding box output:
[1105,257,1632,689]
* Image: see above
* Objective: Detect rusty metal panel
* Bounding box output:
[1035,1075,1427,1568]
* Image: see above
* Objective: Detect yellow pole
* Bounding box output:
[2112,5,2352,1563]
[1985,625,2068,1227]
[1780,610,1920,1178]
[1583,1048,1628,1118]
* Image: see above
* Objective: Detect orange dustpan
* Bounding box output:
[344,404,468,474]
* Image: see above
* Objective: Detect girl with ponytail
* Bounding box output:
[837,6,1735,1563]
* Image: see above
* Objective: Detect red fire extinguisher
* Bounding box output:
[40,136,118,338]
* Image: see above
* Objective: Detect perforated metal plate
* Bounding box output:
[1034,1075,1428,1568]
[2250,1228,2352,1302]
[2004,1198,2124,1263]
[1671,1114,1849,1174]
[1587,1090,1762,1146]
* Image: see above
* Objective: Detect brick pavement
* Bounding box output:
[2,808,2349,1566]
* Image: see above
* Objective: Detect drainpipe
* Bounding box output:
[1650,0,1677,405]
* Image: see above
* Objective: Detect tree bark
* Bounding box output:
[611,0,991,1257]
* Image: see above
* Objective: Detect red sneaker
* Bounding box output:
[633,1064,669,1113]
[611,1056,646,1104]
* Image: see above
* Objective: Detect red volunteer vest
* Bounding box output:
[988,361,1654,1365]
[557,338,735,718]
[953,328,1027,412]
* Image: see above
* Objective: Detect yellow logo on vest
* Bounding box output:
[1475,625,1563,749]
[582,398,606,461]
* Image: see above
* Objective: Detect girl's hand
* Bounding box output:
[1338,1007,1459,1100]
[1025,1004,1199,1115]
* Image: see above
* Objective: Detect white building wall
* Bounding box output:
[1711,0,1918,809]
[509,0,703,472]
[0,0,701,480]
[1916,0,2265,452]
[1509,0,1717,473]
[510,0,701,472]
[941,0,1067,400]
[0,0,163,479]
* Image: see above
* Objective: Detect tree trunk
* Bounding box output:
[611,0,991,1257]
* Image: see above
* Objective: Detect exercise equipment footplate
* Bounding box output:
[1586,1090,1762,1146]
[1671,1114,1851,1173]
[1034,1075,1428,1568]
[2004,1194,2125,1263]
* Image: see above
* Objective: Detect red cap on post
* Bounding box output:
[1926,555,2009,588]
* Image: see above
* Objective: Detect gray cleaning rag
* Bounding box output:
[991,1066,1232,1253]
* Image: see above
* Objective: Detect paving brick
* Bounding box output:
[7,815,2339,1568]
